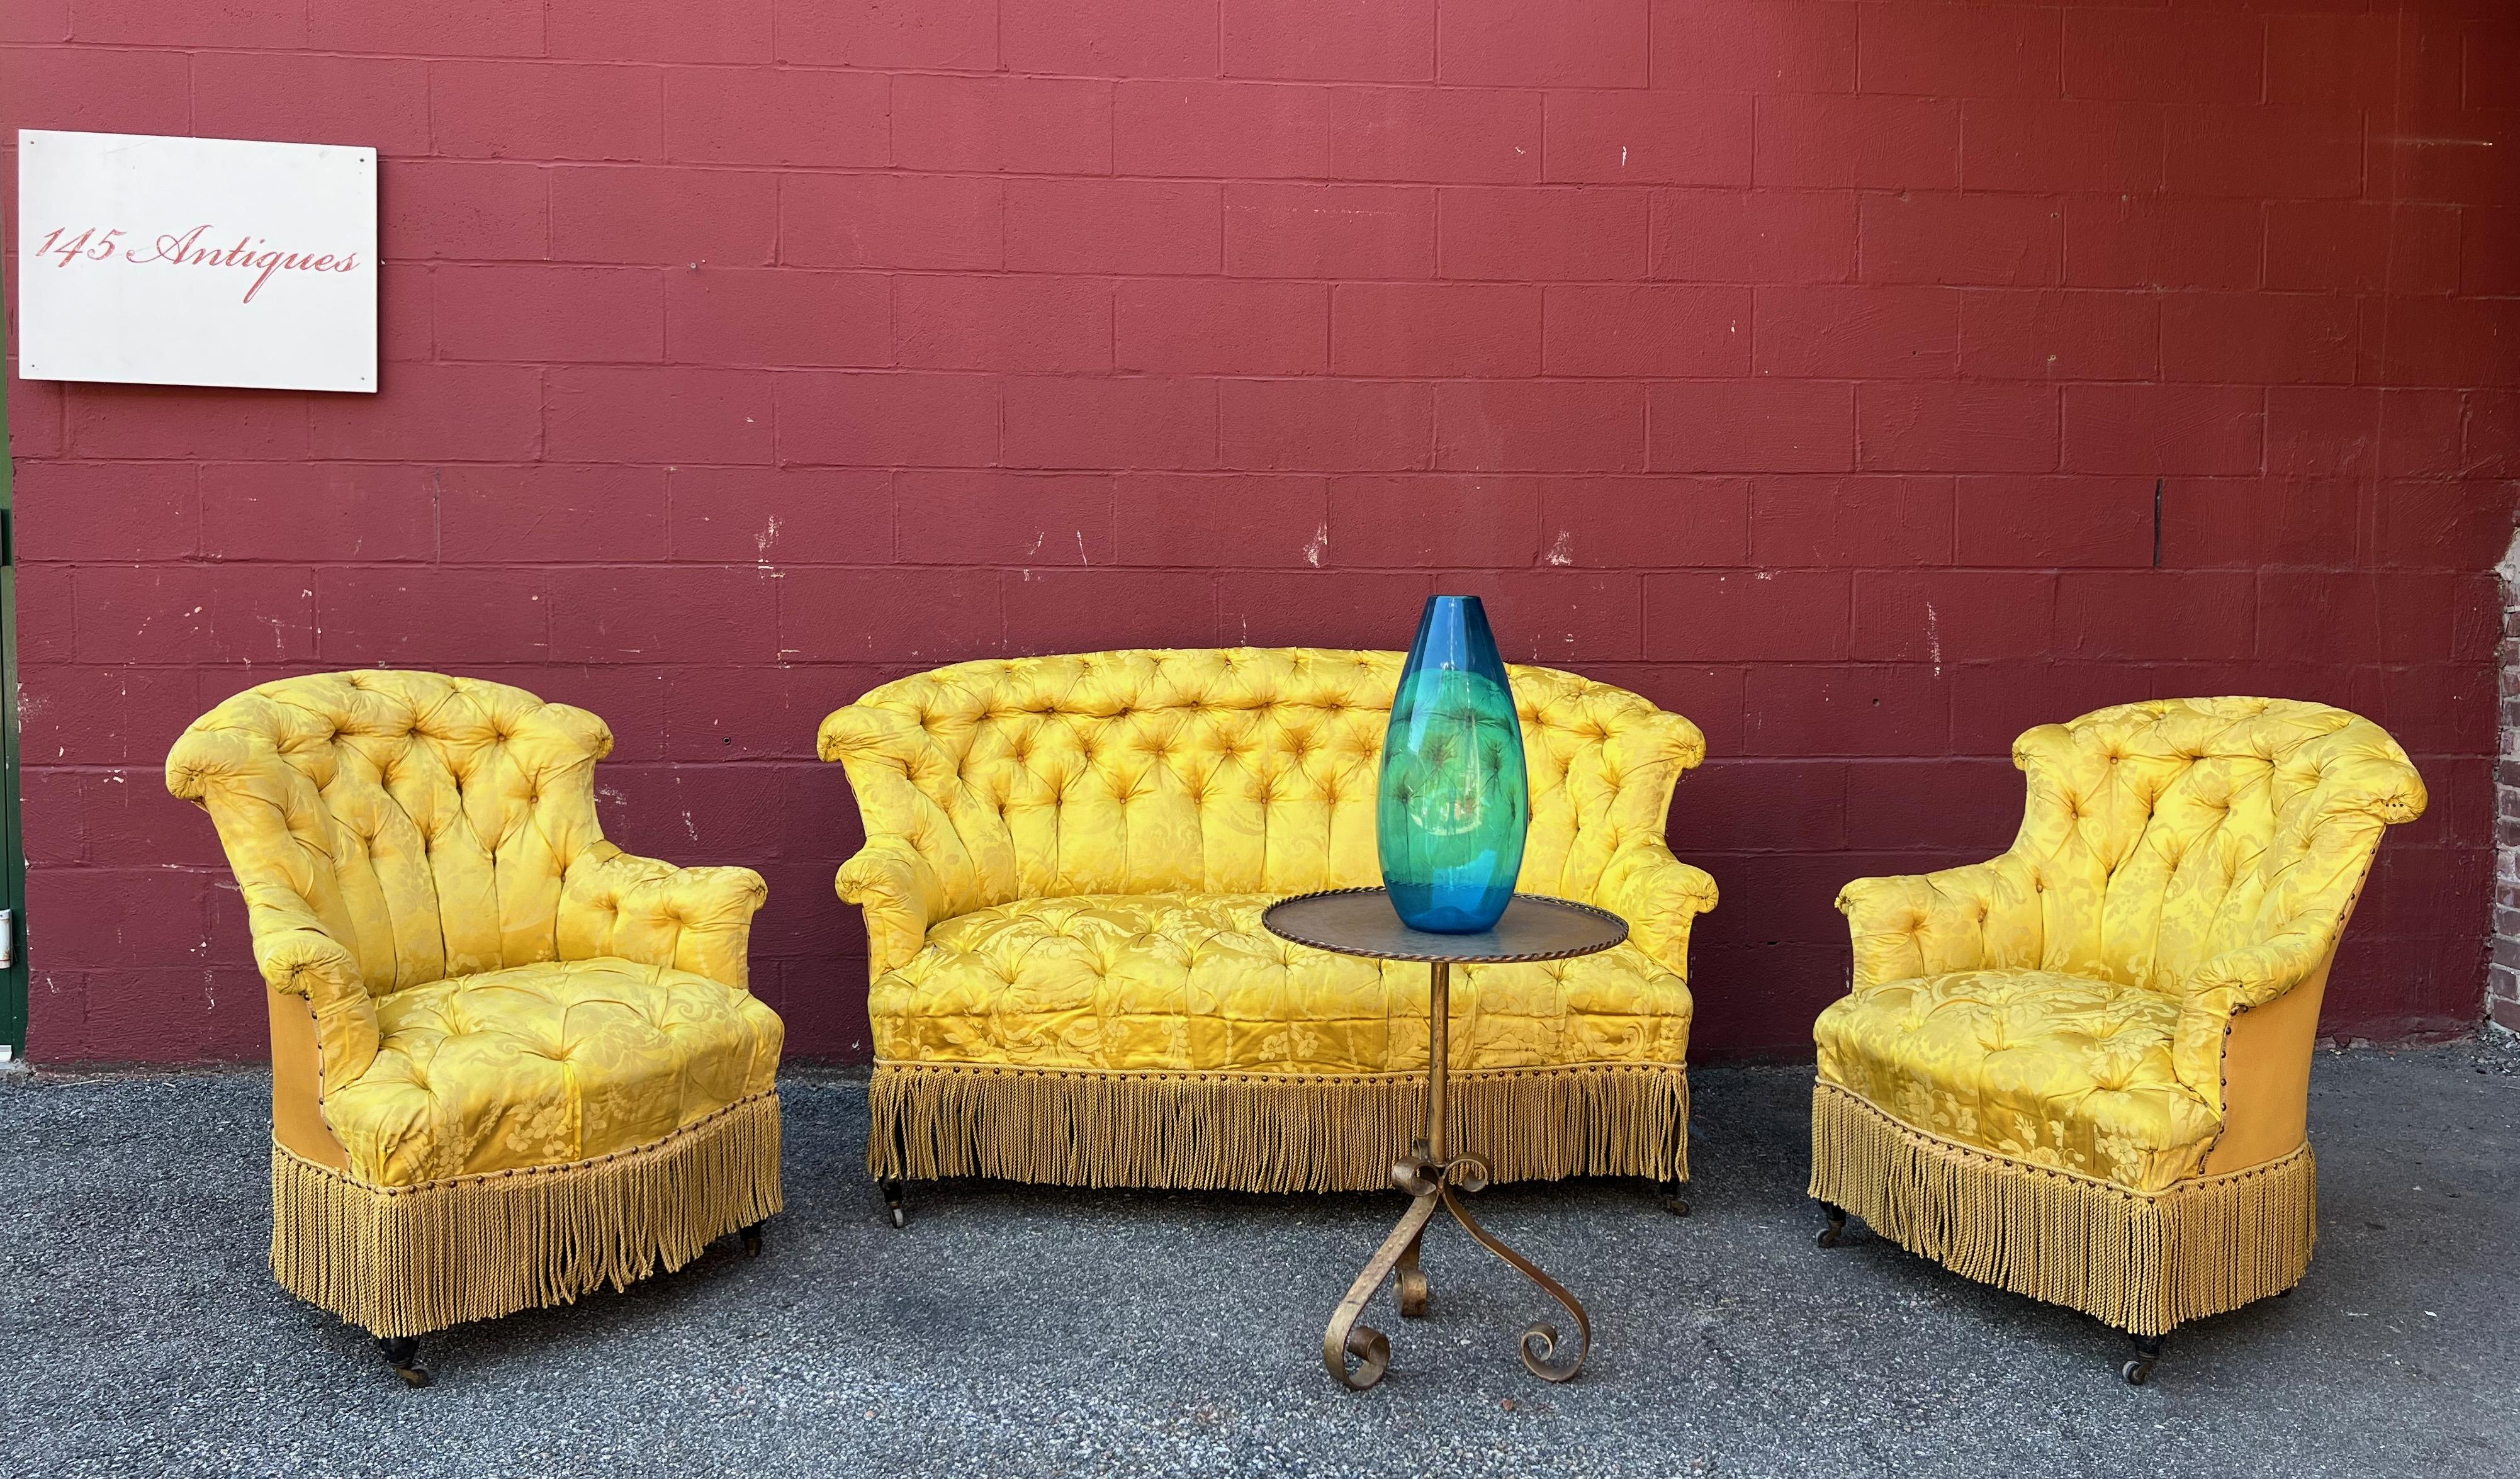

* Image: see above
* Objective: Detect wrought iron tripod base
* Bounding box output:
[1322,962,1592,1392]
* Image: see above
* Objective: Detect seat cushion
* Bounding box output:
[1813,969,2220,1194]
[323,957,784,1188]
[869,893,1690,1076]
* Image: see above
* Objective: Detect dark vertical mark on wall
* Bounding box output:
[2153,479,2164,569]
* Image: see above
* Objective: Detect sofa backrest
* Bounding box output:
[166,671,614,995]
[2004,697,2425,992]
[820,648,1704,916]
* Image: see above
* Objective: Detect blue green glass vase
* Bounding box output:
[1377,595,1529,933]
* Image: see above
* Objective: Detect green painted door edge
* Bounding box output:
[1,319,27,1059]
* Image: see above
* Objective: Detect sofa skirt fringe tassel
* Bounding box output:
[869,1062,1689,1193]
[1808,1081,2313,1337]
[271,1090,783,1340]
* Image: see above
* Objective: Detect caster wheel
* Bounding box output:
[376,1336,430,1388]
[739,1223,763,1258]
[1664,1196,1691,1217]
[2121,1358,2154,1386]
[889,1205,907,1230]
[1815,1225,1843,1248]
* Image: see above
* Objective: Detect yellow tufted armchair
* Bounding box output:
[167,672,784,1384]
[821,648,1718,1218]
[1809,698,2425,1380]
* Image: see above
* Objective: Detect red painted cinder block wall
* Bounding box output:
[3,1,2512,1061]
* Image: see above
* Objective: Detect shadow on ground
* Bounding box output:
[4,1042,2516,1478]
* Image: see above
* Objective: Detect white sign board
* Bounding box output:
[16,130,376,393]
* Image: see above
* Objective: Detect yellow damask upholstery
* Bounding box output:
[167,672,782,1342]
[1811,697,2425,1336]
[823,648,1715,1193]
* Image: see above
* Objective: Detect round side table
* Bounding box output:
[1262,886,1628,1391]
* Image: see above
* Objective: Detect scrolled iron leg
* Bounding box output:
[2121,1332,2166,1386]
[376,1335,430,1388]
[1325,1193,1442,1390]
[1395,1228,1430,1318]
[878,1176,907,1230]
[1439,1184,1590,1383]
[1816,1201,1848,1248]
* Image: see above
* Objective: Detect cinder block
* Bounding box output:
[1859,194,2060,287]
[1857,382,2057,473]
[1006,179,1222,275]
[1959,290,2159,382]
[776,0,994,68]
[550,0,772,61]
[1434,381,1648,473]
[667,67,889,167]
[432,62,664,162]
[546,366,775,464]
[1118,279,1328,376]
[1332,283,1542,377]
[896,471,1117,565]
[1225,183,1436,279]
[1859,3,2059,99]
[1652,0,1856,94]
[1002,376,1218,470]
[1755,284,1959,379]
[1850,570,2055,661]
[1332,87,1543,184]
[667,467,894,564]
[775,372,1001,468]
[1440,187,1650,280]
[1115,474,1332,567]
[1116,81,1331,179]
[671,268,890,368]
[553,166,780,266]
[893,74,1112,176]
[896,275,1112,374]
[1543,91,1753,188]
[1543,285,1749,377]
[1650,380,1855,474]
[1220,0,1434,82]
[1755,94,1959,190]
[310,363,544,462]
[1221,379,1433,472]
[201,463,437,563]
[382,160,551,262]
[194,52,430,155]
[1651,189,1856,283]
[1755,476,1954,566]
[782,174,1002,271]
[438,266,665,363]
[438,465,671,564]
[2061,385,2263,476]
[1643,570,1850,661]
[1437,0,1648,88]
[1328,475,1541,567]
[1001,0,1220,77]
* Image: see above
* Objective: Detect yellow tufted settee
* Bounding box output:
[167,672,784,1371]
[1809,698,2425,1346]
[821,648,1717,1199]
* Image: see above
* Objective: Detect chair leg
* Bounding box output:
[2121,1332,2166,1386]
[739,1222,764,1258]
[1657,1177,1690,1217]
[376,1335,430,1388]
[1815,1201,1848,1247]
[878,1176,908,1230]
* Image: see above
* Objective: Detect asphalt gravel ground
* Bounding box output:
[4,1040,2516,1478]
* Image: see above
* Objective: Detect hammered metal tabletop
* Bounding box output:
[1262,887,1627,965]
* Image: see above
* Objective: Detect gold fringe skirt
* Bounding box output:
[272,1091,784,1339]
[1808,1081,2313,1336]
[869,1062,1689,1193]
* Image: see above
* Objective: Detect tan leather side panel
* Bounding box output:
[2200,954,2331,1176]
[267,988,349,1171]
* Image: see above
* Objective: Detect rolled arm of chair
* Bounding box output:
[1835,856,2027,991]
[1595,838,1718,979]
[251,914,380,1089]
[836,838,948,981]
[560,843,769,991]
[2171,923,2337,1118]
